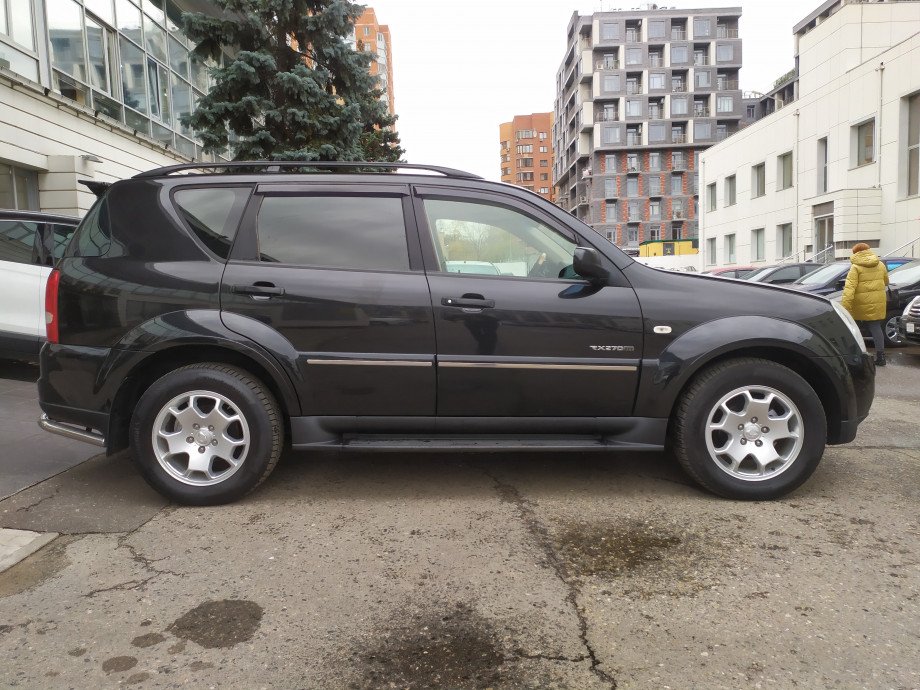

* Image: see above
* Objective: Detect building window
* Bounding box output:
[0,0,35,50]
[671,173,683,195]
[650,200,661,221]
[778,223,793,258]
[673,199,686,219]
[778,152,793,190]
[516,144,533,154]
[725,233,736,263]
[706,183,716,211]
[746,104,756,118]
[717,96,734,113]
[695,70,712,88]
[501,167,510,177]
[649,152,662,171]
[601,53,617,69]
[540,173,548,180]
[716,44,734,62]
[909,93,920,196]
[855,119,874,166]
[539,146,548,153]
[516,129,535,139]
[538,187,550,194]
[649,123,666,142]
[539,160,548,168]
[671,97,688,116]
[602,74,621,92]
[648,20,665,39]
[752,228,765,261]
[517,158,533,168]
[602,125,621,145]
[724,174,736,206]
[671,45,688,64]
[649,175,662,196]
[605,200,617,218]
[627,224,639,244]
[518,172,534,182]
[626,99,642,117]
[649,72,666,91]
[601,22,619,40]
[694,121,712,141]
[626,153,639,172]
[817,137,828,193]
[604,178,617,198]
[752,162,766,198]
[693,18,712,37]
[539,131,548,140]
[0,163,39,210]
[626,176,639,196]
[628,199,642,221]
[604,154,617,171]
[625,48,642,66]
[706,237,716,265]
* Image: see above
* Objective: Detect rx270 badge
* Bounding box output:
[590,345,636,352]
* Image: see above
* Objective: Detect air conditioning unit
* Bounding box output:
[674,210,685,219]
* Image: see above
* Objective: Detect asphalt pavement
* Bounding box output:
[0,347,918,688]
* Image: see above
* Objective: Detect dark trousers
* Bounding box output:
[859,320,885,355]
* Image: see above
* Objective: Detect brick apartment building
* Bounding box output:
[353,8,395,118]
[499,113,555,202]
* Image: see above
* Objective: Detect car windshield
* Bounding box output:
[795,262,847,286]
[889,259,920,286]
[745,266,774,281]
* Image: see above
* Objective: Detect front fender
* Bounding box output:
[634,315,853,419]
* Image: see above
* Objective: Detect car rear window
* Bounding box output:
[69,199,112,258]
[173,187,252,259]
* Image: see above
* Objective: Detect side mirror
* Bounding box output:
[573,247,610,285]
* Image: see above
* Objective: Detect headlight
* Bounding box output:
[832,301,867,354]
[904,296,920,317]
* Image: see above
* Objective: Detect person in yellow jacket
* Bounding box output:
[841,242,889,366]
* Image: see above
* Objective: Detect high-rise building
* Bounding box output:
[553,7,743,251]
[352,8,395,118]
[499,113,554,202]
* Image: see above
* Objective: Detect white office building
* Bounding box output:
[700,0,920,269]
[1,0,222,217]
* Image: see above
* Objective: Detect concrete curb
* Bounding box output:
[0,529,58,573]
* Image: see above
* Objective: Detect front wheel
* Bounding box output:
[884,313,904,348]
[671,358,827,500]
[130,363,283,505]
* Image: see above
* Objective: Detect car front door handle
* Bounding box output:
[230,283,286,299]
[442,296,495,309]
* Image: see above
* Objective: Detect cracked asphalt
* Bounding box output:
[0,347,919,688]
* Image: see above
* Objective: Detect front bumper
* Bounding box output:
[830,352,874,445]
[899,315,920,345]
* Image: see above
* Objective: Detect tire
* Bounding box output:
[884,313,904,348]
[130,363,283,505]
[671,358,826,500]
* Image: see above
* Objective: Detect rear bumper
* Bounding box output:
[38,342,113,438]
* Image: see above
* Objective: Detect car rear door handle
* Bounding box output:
[442,296,495,309]
[230,283,285,299]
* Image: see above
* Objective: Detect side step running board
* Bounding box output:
[336,436,664,452]
[38,414,106,447]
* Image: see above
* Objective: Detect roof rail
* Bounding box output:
[133,161,483,180]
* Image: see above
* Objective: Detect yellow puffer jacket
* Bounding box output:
[841,250,889,322]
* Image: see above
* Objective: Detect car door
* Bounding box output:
[413,186,643,418]
[0,217,44,340]
[221,183,436,417]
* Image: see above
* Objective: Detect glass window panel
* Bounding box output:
[115,0,142,43]
[626,176,638,196]
[84,0,114,24]
[52,70,90,105]
[48,0,87,81]
[649,152,661,171]
[165,0,184,40]
[124,107,148,132]
[909,148,919,196]
[602,125,620,145]
[173,187,250,258]
[171,77,192,133]
[671,97,687,115]
[694,122,711,140]
[671,174,683,195]
[693,18,711,37]
[10,0,35,50]
[649,175,662,195]
[93,90,122,119]
[649,123,665,142]
[602,74,620,92]
[717,44,733,62]
[0,164,12,208]
[695,70,712,87]
[190,52,209,91]
[85,17,110,92]
[120,36,148,112]
[909,94,920,147]
[626,48,641,65]
[601,22,619,40]
[649,72,665,90]
[169,35,188,77]
[604,178,617,197]
[259,196,410,272]
[0,0,7,35]
[649,20,665,39]
[671,46,687,64]
[142,0,163,23]
[0,220,39,263]
[144,13,167,62]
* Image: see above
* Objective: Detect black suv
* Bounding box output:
[38,162,875,505]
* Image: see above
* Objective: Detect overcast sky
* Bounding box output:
[364,0,809,180]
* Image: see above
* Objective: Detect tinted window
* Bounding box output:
[70,199,112,257]
[423,199,577,281]
[173,187,251,259]
[33,222,78,265]
[796,262,847,286]
[256,196,409,271]
[768,266,802,283]
[0,219,39,264]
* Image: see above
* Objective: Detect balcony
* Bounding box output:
[694,56,710,66]
[717,79,739,91]
[671,29,686,40]
[626,83,642,95]
[717,26,739,38]
[596,59,620,70]
[626,29,640,43]
[596,109,619,122]
[671,82,687,93]
[672,133,687,144]
[649,55,663,68]
[693,106,711,118]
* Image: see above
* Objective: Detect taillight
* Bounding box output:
[45,269,61,344]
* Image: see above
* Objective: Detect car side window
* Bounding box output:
[770,266,801,283]
[0,219,40,264]
[422,198,578,280]
[70,198,112,258]
[173,187,251,260]
[255,195,410,272]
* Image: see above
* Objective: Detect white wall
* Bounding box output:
[701,2,920,268]
[1,71,192,217]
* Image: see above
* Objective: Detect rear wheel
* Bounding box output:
[671,358,826,500]
[884,313,904,347]
[130,364,282,505]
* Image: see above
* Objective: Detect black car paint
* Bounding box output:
[38,173,875,454]
[790,258,914,297]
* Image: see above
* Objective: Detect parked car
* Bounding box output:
[789,257,914,297]
[829,259,920,346]
[701,266,755,279]
[38,162,874,505]
[444,260,501,276]
[743,262,824,285]
[900,296,920,345]
[0,209,80,362]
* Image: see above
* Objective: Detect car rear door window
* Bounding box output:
[0,220,39,264]
[173,187,251,259]
[255,195,410,272]
[769,266,802,283]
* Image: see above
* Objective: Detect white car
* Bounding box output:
[0,210,79,361]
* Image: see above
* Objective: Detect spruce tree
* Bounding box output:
[182,0,403,162]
